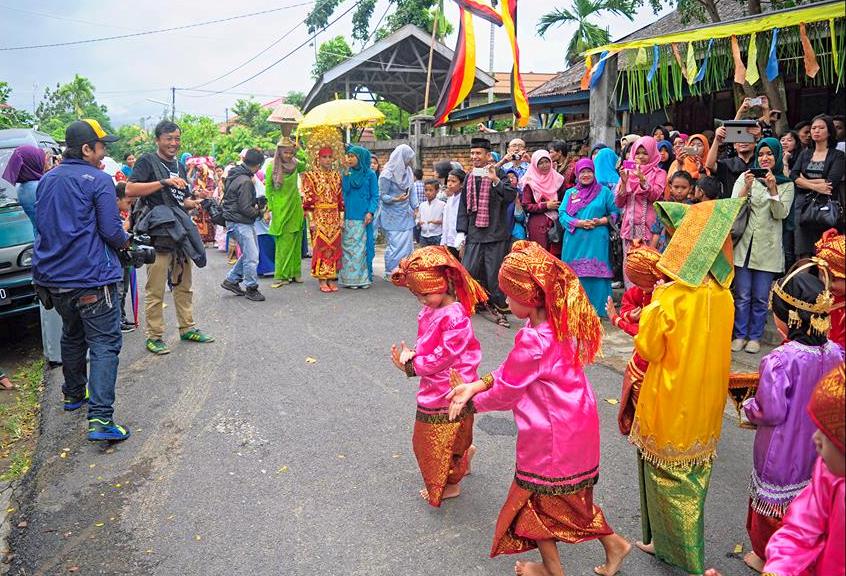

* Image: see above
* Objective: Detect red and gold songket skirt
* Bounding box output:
[412,406,474,507]
[490,479,613,557]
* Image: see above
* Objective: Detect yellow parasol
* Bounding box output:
[299,99,385,131]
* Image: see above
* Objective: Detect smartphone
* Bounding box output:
[623,160,636,170]
[748,96,764,107]
[471,167,487,177]
[683,147,697,155]
[750,168,769,178]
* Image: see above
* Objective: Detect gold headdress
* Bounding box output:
[624,242,663,290]
[814,228,845,279]
[808,364,845,454]
[770,259,833,336]
[303,125,344,170]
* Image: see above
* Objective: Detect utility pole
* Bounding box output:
[224,108,229,133]
[170,87,176,121]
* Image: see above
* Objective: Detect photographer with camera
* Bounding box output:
[32,120,131,442]
[127,120,214,355]
[220,148,267,302]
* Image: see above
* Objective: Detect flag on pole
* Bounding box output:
[501,0,529,127]
[745,32,760,85]
[434,8,478,126]
[766,29,780,81]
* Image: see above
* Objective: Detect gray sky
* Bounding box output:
[1,0,672,127]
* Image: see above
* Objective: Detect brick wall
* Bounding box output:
[363,124,590,181]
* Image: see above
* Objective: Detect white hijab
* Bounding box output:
[382,144,415,191]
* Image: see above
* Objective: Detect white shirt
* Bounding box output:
[417,198,445,237]
[440,194,464,248]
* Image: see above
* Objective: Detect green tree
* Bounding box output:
[230,98,274,136]
[538,0,636,66]
[174,115,221,157]
[311,36,353,80]
[214,125,277,166]
[284,91,306,110]
[35,74,113,141]
[373,101,406,139]
[0,82,34,129]
[107,124,154,160]
[307,1,450,46]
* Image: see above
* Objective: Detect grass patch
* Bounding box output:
[0,359,44,482]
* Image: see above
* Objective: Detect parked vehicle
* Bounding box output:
[0,129,61,318]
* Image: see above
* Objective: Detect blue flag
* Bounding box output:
[694,39,714,83]
[766,28,780,81]
[647,45,660,83]
[590,51,610,88]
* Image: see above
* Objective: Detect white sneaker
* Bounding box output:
[731,338,747,352]
[745,340,761,354]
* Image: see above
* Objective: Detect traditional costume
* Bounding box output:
[190,164,217,243]
[466,241,617,557]
[265,136,306,284]
[613,244,662,435]
[301,127,344,281]
[457,138,517,323]
[390,247,487,507]
[378,144,419,276]
[340,145,378,288]
[631,198,743,574]
[815,229,845,348]
[762,364,845,576]
[743,261,842,560]
[559,158,620,317]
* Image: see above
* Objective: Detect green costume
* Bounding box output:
[265,150,307,281]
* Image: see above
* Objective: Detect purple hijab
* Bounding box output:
[565,158,601,217]
[2,146,45,184]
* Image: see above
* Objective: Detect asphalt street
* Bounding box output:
[10,248,759,576]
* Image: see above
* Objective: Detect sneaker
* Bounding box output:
[245,286,266,302]
[731,338,747,352]
[221,279,246,296]
[120,321,136,333]
[745,340,761,354]
[180,328,215,343]
[87,418,130,442]
[146,338,171,355]
[64,387,89,411]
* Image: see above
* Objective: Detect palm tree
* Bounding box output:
[538,0,636,67]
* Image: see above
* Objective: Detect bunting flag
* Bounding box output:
[745,32,760,85]
[647,45,660,83]
[433,8,477,126]
[636,47,648,66]
[686,42,698,85]
[589,51,613,88]
[693,39,713,83]
[799,22,820,77]
[671,43,686,79]
[580,54,593,90]
[731,35,747,84]
[830,19,839,75]
[766,28,780,81]
[501,0,529,127]
[458,0,503,25]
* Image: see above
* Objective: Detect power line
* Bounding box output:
[185,0,338,90]
[0,1,315,51]
[188,0,365,97]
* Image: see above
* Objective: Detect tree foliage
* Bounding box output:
[230,98,274,136]
[35,74,113,141]
[107,124,154,160]
[373,101,407,139]
[0,82,34,130]
[538,0,636,66]
[312,36,354,80]
[284,91,306,110]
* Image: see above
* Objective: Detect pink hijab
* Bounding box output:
[523,149,565,220]
[623,136,663,195]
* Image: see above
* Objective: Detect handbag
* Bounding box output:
[607,216,624,282]
[546,217,563,244]
[798,192,842,230]
[730,197,750,245]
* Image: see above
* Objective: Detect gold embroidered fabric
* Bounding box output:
[808,364,845,453]
[624,244,663,290]
[815,229,845,279]
[412,410,473,507]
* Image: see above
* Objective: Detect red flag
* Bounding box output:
[501,0,529,127]
[434,9,478,126]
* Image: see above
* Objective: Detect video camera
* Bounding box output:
[119,233,156,268]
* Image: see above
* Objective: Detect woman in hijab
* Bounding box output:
[591,143,608,159]
[1,145,62,365]
[652,125,671,143]
[559,158,620,316]
[668,133,709,181]
[615,136,667,288]
[378,144,419,277]
[340,145,379,289]
[521,150,567,258]
[264,136,307,287]
[594,147,620,190]
[656,140,675,174]
[730,137,795,354]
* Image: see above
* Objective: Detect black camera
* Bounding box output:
[119,233,156,268]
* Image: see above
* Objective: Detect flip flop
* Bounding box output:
[319,285,332,293]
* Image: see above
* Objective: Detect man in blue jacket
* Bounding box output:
[33,119,131,442]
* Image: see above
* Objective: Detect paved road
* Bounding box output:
[10,249,758,576]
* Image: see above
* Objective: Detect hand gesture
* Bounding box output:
[629,306,642,321]
[636,165,646,187]
[397,191,409,202]
[263,211,271,224]
[764,170,778,193]
[487,164,499,181]
[364,212,373,226]
[715,126,727,144]
[166,177,188,190]
[390,344,404,371]
[398,341,416,364]
[546,199,561,210]
[739,98,752,114]
[447,382,476,421]
[741,171,754,196]
[618,168,629,186]
[605,296,618,322]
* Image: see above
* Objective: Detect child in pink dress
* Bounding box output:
[390,246,488,507]
[447,240,630,576]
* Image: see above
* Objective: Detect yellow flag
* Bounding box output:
[745,32,760,85]
[636,47,648,66]
[686,42,698,85]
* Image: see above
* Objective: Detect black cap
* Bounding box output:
[470,137,491,150]
[65,119,119,147]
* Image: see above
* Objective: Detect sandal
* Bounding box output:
[329,284,339,292]
[271,280,289,288]
[0,376,15,391]
[319,285,332,293]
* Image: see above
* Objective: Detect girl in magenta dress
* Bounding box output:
[447,241,630,576]
[390,246,488,507]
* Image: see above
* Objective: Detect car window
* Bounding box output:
[0,148,18,202]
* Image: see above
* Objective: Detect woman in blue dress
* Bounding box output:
[376,144,419,278]
[558,158,620,317]
[340,145,378,289]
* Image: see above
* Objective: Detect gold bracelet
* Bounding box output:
[481,373,494,391]
[404,359,416,378]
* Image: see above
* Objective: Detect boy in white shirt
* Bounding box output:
[440,168,466,259]
[417,179,445,247]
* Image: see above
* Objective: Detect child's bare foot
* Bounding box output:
[704,570,723,576]
[466,444,477,475]
[441,483,461,499]
[635,541,655,555]
[595,534,631,575]
[743,551,764,572]
[515,561,553,576]
[419,488,430,501]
